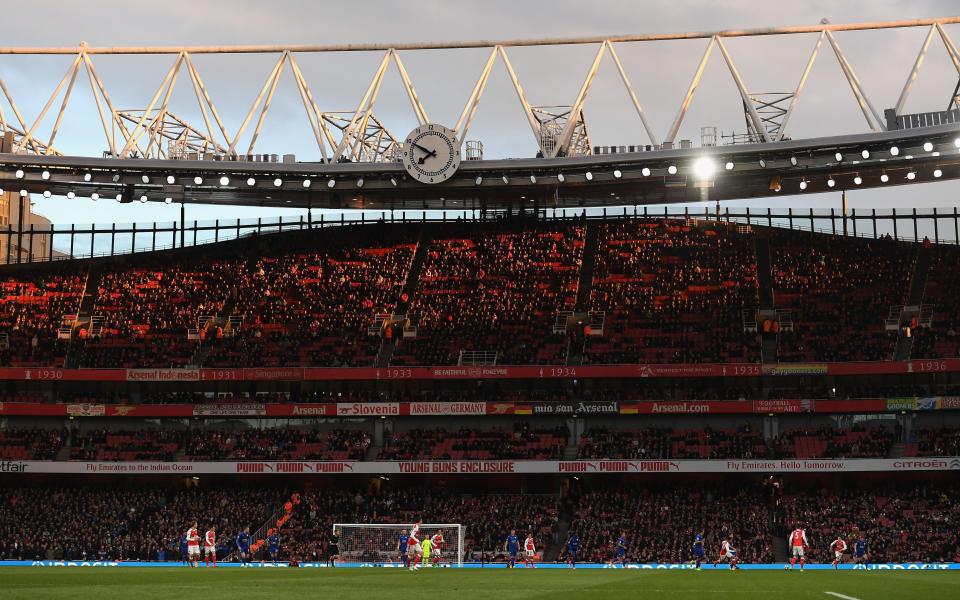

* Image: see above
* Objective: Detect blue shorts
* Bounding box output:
[693,547,705,558]
[615,549,626,558]
[239,546,250,554]
[508,549,518,558]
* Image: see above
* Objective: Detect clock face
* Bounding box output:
[400,123,461,184]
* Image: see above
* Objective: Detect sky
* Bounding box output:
[1,0,958,232]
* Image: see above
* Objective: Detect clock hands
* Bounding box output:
[412,142,438,164]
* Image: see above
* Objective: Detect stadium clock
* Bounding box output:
[400,123,461,184]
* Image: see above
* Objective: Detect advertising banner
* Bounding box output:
[4,457,958,475]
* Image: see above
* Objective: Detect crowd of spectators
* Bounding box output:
[567,486,775,563]
[583,220,760,364]
[70,429,182,461]
[770,230,914,362]
[777,484,960,563]
[905,427,960,457]
[392,221,584,366]
[71,225,415,368]
[184,428,371,461]
[0,485,284,562]
[2,482,959,563]
[3,219,960,369]
[911,245,960,359]
[0,427,67,460]
[771,426,896,459]
[0,267,83,367]
[380,424,568,460]
[5,423,960,462]
[577,425,766,460]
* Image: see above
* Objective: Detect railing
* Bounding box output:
[458,350,498,366]
[2,204,960,266]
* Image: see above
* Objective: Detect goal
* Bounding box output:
[333,523,465,568]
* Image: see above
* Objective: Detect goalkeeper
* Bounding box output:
[420,536,433,568]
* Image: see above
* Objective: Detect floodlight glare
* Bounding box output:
[692,157,717,180]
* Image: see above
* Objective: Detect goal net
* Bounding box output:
[333,523,465,568]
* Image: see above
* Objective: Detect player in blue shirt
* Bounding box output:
[179,533,188,565]
[268,532,280,564]
[566,532,581,570]
[397,529,410,568]
[236,526,252,566]
[853,536,869,569]
[609,531,627,566]
[504,530,520,569]
[692,531,705,570]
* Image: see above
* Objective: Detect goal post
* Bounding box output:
[333,523,465,568]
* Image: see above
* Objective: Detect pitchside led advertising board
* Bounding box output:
[3,561,959,570]
[3,458,959,475]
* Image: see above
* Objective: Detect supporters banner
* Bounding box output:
[528,401,619,415]
[5,397,960,418]
[886,396,940,411]
[620,401,754,415]
[266,404,335,417]
[753,399,812,414]
[65,403,105,417]
[336,402,400,417]
[5,457,959,475]
[192,403,266,417]
[125,368,201,382]
[408,402,487,416]
[763,363,828,376]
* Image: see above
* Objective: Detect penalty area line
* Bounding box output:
[825,592,862,600]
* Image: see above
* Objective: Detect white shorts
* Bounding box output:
[204,546,216,555]
[188,546,200,557]
[791,546,805,558]
[408,544,422,556]
[834,551,843,560]
[526,550,535,558]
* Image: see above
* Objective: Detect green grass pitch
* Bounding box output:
[1,568,957,599]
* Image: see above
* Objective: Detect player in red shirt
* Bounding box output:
[203,526,217,568]
[788,526,809,571]
[185,522,200,568]
[830,536,848,570]
[408,522,423,571]
[523,533,536,569]
[430,532,445,567]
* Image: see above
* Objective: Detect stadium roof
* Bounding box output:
[1,123,957,210]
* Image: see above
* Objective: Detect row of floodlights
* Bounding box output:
[5,138,957,201]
